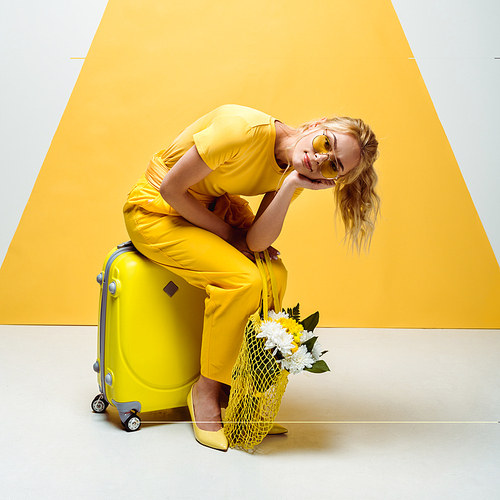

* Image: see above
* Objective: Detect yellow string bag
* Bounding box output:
[224,250,289,450]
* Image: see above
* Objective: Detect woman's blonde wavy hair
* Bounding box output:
[296,116,380,252]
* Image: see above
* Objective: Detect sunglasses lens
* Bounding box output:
[312,133,340,179]
[312,134,329,154]
[320,161,339,179]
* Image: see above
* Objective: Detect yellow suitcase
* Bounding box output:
[91,241,205,431]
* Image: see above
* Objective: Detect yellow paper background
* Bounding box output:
[0,0,499,327]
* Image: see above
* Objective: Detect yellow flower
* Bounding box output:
[275,317,304,352]
[278,318,303,339]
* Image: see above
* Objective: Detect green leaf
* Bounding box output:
[300,311,319,332]
[305,360,330,373]
[303,336,318,353]
[285,303,301,322]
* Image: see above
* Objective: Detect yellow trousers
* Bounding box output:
[123,177,287,386]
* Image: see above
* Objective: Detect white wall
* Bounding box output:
[0,1,108,266]
[391,0,500,264]
[1,0,499,267]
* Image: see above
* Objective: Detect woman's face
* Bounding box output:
[291,128,361,180]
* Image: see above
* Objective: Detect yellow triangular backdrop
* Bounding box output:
[1,0,499,327]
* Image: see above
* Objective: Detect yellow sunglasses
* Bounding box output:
[312,132,341,179]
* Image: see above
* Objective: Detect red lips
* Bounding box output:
[304,153,312,171]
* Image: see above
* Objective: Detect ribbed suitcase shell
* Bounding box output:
[92,242,205,430]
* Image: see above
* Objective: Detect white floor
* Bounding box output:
[1,325,499,500]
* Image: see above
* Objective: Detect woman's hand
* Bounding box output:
[283,170,337,191]
[254,245,281,262]
[265,245,280,260]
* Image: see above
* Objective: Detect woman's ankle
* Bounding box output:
[192,376,223,431]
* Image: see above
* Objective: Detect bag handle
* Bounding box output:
[264,250,280,313]
[254,250,281,321]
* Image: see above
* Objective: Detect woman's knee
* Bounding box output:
[243,263,264,298]
[242,258,287,310]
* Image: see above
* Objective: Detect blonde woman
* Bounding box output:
[123,104,379,451]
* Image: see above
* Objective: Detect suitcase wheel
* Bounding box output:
[122,410,141,432]
[91,394,109,413]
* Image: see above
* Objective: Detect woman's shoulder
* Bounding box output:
[210,104,273,129]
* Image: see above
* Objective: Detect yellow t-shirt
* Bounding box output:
[158,104,298,197]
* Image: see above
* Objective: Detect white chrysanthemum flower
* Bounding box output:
[311,339,324,361]
[268,310,289,320]
[269,329,295,357]
[300,330,314,343]
[281,345,315,375]
[257,320,284,345]
[257,320,295,357]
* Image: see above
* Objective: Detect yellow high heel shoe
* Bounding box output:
[187,387,228,451]
[268,423,288,435]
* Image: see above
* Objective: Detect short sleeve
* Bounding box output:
[193,116,251,170]
[291,188,304,202]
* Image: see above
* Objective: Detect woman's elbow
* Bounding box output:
[159,177,175,203]
[246,235,267,253]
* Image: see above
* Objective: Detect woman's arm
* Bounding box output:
[247,171,336,252]
[160,145,252,256]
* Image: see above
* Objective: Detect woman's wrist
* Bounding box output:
[280,171,301,192]
[220,222,237,242]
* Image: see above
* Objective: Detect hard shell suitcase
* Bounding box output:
[91,241,205,431]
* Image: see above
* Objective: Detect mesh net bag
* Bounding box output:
[224,251,289,450]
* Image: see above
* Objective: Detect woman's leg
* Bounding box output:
[124,205,288,431]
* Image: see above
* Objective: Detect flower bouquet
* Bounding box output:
[224,301,329,450]
[257,304,330,376]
